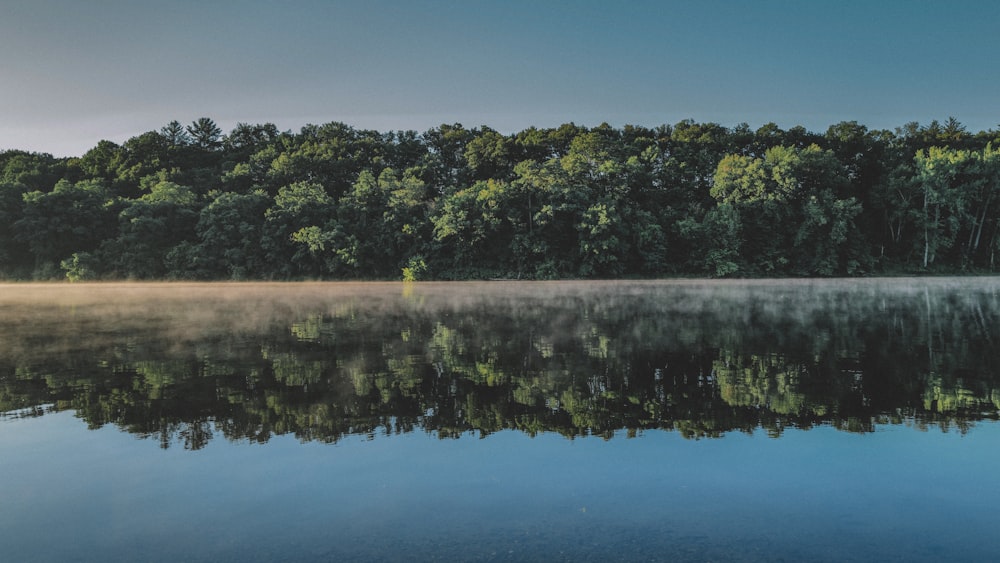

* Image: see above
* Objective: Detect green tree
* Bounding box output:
[677,203,742,277]
[0,150,65,192]
[187,117,223,151]
[710,145,861,275]
[161,120,191,147]
[103,181,199,278]
[433,179,517,276]
[78,140,124,185]
[263,181,336,278]
[0,182,30,276]
[464,127,514,182]
[185,190,271,279]
[290,168,430,278]
[114,131,170,195]
[421,123,475,195]
[223,122,281,164]
[912,144,1000,269]
[15,179,115,276]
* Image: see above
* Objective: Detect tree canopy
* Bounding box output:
[2,117,1000,280]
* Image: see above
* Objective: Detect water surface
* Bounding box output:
[2,279,999,561]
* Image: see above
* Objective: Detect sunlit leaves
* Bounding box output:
[4,117,1000,279]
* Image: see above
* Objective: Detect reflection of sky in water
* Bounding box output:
[2,410,999,561]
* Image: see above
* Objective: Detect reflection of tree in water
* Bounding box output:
[2,280,1000,449]
[715,353,812,414]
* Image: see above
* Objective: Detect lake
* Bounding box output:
[2,279,1000,561]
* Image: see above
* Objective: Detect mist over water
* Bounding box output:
[2,278,999,443]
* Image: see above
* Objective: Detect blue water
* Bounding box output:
[3,410,998,562]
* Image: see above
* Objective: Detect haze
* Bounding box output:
[2,0,998,157]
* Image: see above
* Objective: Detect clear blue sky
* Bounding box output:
[1,0,997,157]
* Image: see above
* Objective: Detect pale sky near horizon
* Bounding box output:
[1,0,998,157]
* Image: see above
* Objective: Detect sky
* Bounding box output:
[1,0,998,157]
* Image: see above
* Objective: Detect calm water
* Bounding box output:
[2,279,1000,561]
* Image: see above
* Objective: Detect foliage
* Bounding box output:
[2,117,1000,279]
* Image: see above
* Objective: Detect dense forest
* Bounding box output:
[1,117,999,280]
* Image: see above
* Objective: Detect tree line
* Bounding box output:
[1,117,999,280]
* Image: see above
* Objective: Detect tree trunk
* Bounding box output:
[923,190,930,269]
[974,194,992,251]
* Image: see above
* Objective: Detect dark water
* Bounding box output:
[2,279,1000,561]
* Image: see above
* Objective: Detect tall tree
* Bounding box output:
[161,120,191,147]
[187,118,223,151]
[711,144,862,275]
